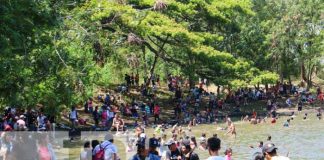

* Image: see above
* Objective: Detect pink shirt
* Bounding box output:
[225,155,231,160]
[39,146,51,160]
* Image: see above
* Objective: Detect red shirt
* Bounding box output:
[154,105,160,115]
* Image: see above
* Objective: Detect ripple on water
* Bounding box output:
[192,115,324,160]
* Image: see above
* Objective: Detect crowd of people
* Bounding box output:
[79,122,292,160]
[76,75,322,160]
[0,73,323,160]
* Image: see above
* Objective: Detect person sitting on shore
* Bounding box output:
[112,113,124,132]
[307,93,315,104]
[125,104,132,116]
[317,92,324,103]
[242,115,249,122]
[251,118,257,125]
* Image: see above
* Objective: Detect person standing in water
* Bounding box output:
[206,137,223,160]
[283,119,290,127]
[225,119,236,138]
[316,108,322,120]
[263,143,290,160]
[297,101,303,114]
[224,148,232,160]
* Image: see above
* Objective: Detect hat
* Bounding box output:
[20,115,25,119]
[262,143,277,153]
[165,139,175,146]
[104,134,114,141]
[149,138,159,148]
[136,142,146,150]
[182,139,190,146]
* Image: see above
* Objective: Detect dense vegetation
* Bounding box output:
[1,0,323,115]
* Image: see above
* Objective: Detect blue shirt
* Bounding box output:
[130,153,160,160]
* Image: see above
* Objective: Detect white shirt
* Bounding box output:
[80,149,91,160]
[17,119,26,127]
[37,115,46,127]
[271,156,290,160]
[207,156,224,160]
[93,141,118,160]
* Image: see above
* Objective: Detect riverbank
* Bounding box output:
[58,84,324,131]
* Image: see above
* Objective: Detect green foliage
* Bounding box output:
[2,0,322,115]
[230,79,248,90]
[251,71,279,85]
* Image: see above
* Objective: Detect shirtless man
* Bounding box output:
[250,118,257,125]
[242,115,249,122]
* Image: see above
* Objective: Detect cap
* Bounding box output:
[136,142,146,150]
[149,138,159,148]
[262,143,277,153]
[182,139,190,146]
[20,115,25,119]
[104,134,114,141]
[165,139,175,146]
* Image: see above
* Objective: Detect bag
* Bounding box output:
[93,143,110,160]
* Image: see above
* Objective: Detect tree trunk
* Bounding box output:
[217,85,221,96]
[288,75,292,86]
[141,46,147,76]
[142,36,169,87]
[187,52,195,88]
[301,61,307,82]
[306,64,316,90]
[145,55,158,87]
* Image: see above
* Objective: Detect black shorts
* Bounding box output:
[298,107,302,111]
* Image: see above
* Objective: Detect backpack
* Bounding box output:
[93,143,110,160]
